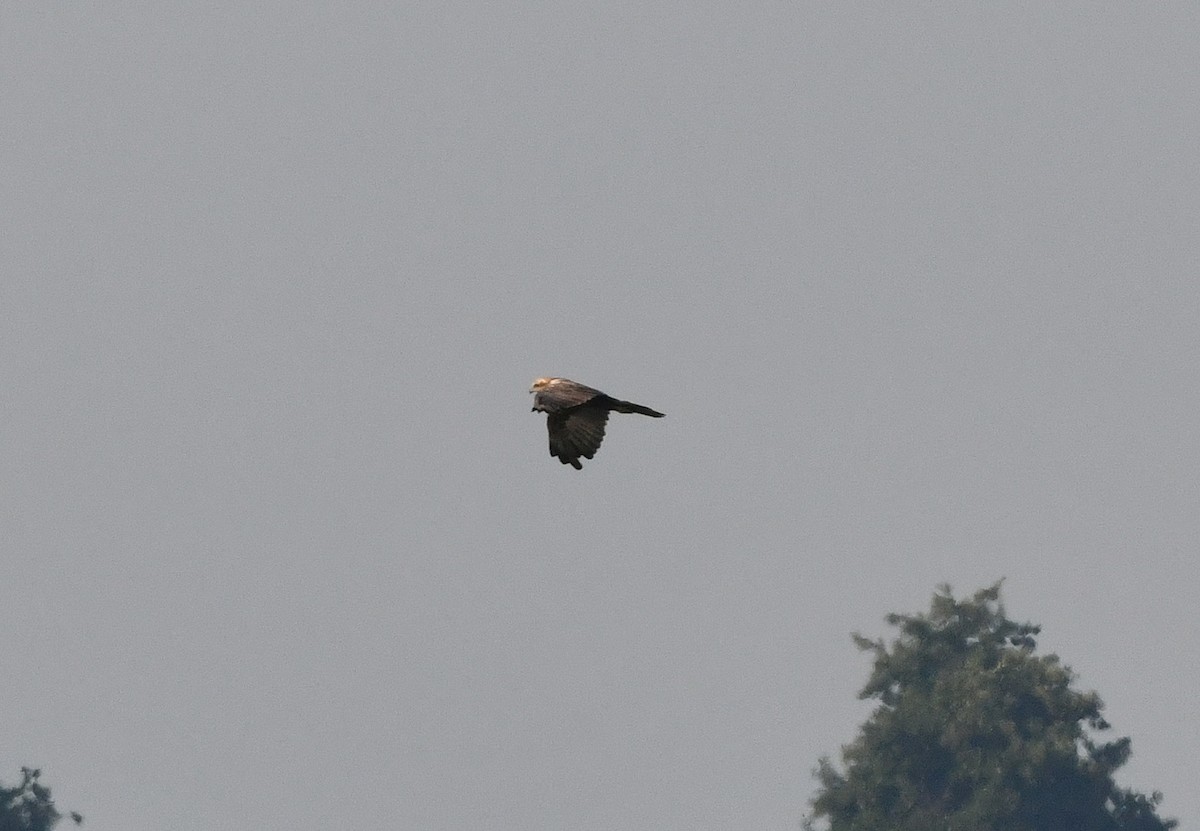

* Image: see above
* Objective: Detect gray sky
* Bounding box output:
[4,3,1198,829]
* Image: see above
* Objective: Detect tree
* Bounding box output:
[805,583,1175,831]
[0,768,62,831]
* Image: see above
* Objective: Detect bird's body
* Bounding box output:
[530,377,664,469]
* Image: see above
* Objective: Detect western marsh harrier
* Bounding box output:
[529,377,664,469]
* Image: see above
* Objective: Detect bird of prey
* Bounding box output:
[530,377,664,469]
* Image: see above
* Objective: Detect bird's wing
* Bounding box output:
[535,380,602,413]
[547,405,610,469]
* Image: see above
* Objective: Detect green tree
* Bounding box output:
[0,769,61,831]
[806,583,1175,831]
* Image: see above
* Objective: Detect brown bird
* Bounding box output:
[530,377,664,469]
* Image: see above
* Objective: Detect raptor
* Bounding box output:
[529,377,664,469]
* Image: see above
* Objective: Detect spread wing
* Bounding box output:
[533,380,603,413]
[546,404,610,469]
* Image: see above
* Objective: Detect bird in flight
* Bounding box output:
[530,377,664,469]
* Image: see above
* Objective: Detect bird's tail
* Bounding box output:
[612,400,665,418]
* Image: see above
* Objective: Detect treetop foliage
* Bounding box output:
[806,582,1175,831]
[0,768,61,831]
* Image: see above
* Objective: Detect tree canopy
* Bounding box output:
[0,769,61,831]
[806,583,1174,831]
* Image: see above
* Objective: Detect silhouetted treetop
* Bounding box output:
[806,582,1174,831]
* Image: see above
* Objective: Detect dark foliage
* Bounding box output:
[805,583,1175,831]
[0,769,61,831]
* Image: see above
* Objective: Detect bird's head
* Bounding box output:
[529,377,556,393]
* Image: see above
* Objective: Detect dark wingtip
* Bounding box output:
[553,451,584,470]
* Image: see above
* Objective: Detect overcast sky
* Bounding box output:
[3,3,1198,829]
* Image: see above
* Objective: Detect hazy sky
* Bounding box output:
[4,4,1198,829]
